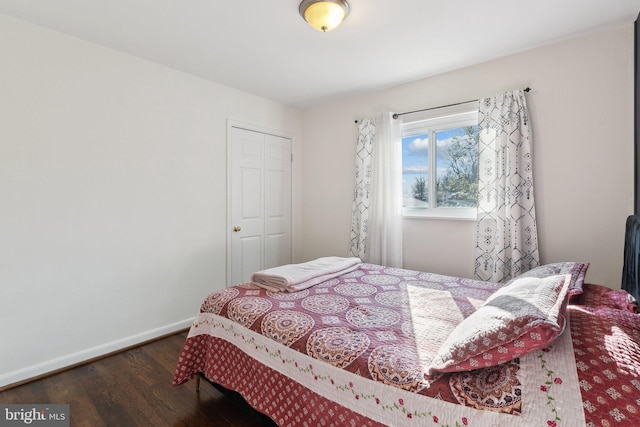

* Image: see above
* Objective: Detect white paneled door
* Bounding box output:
[228,126,292,285]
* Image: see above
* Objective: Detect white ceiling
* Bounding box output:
[1,0,639,108]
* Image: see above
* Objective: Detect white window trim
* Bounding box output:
[401,102,478,221]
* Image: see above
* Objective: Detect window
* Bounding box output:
[401,103,478,219]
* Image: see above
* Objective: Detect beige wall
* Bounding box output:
[0,14,302,387]
[301,23,634,287]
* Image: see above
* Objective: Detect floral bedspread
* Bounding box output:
[172,264,616,426]
[568,304,640,426]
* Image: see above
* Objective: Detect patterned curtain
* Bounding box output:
[349,113,403,267]
[474,90,539,283]
[349,117,375,260]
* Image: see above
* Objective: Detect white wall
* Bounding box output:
[0,14,302,387]
[301,23,634,288]
[1,15,634,389]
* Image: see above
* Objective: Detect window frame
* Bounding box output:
[401,102,479,220]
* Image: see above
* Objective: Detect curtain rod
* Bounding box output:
[391,87,531,120]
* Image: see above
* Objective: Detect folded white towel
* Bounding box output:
[251,256,362,292]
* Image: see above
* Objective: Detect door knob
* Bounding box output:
[233,226,241,232]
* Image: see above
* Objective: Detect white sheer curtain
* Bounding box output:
[349,113,403,267]
[474,90,539,283]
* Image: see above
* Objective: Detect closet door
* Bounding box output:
[229,126,292,285]
[264,133,292,270]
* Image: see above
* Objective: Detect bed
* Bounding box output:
[172,258,640,426]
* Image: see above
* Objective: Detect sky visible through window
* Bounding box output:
[402,126,477,208]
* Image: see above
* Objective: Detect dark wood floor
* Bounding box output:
[0,330,275,426]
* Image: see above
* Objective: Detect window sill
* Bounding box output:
[402,208,477,221]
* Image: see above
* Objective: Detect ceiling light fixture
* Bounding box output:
[299,0,350,32]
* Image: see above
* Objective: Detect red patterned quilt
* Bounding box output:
[173,264,640,426]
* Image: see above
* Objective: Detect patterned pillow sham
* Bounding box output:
[428,274,571,375]
[575,283,639,313]
[506,262,589,297]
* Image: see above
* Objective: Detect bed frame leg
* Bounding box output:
[195,375,201,393]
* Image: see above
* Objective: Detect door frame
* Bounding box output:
[226,119,294,286]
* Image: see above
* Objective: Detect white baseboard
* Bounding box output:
[0,317,194,389]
